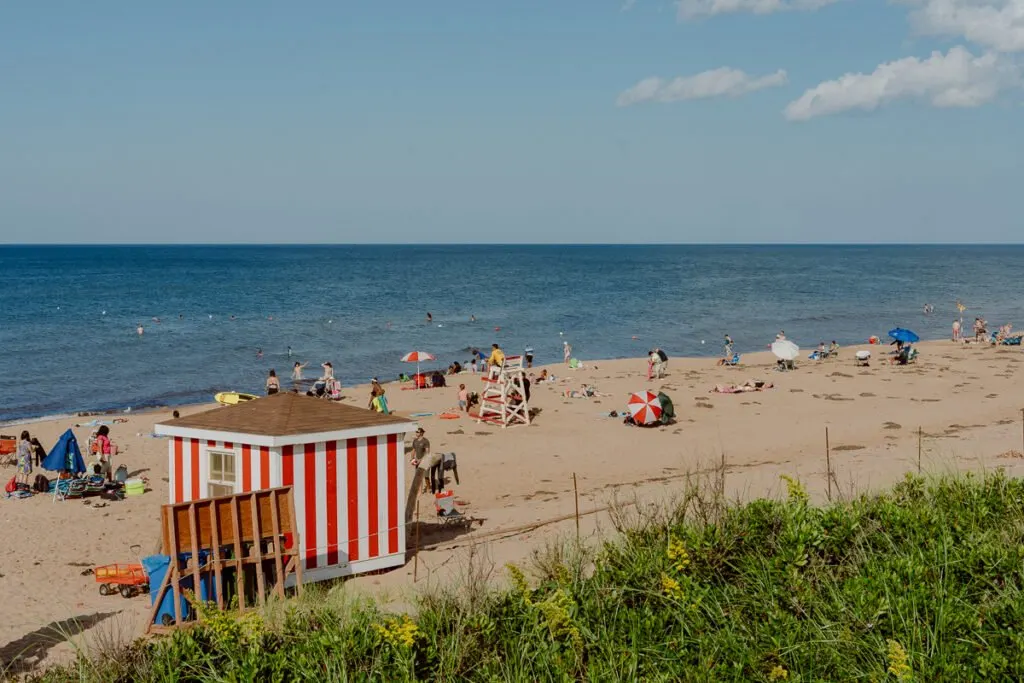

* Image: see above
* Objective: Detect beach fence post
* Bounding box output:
[921,428,929,475]
[825,427,832,502]
[413,501,420,583]
[572,473,580,543]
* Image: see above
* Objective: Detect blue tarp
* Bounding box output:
[42,429,87,474]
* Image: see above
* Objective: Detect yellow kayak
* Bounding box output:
[214,392,258,406]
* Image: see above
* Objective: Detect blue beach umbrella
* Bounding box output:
[888,328,920,344]
[42,429,87,474]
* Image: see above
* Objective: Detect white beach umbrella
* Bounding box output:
[771,339,800,361]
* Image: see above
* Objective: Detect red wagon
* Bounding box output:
[95,563,149,598]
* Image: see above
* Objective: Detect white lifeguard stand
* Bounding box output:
[477,355,530,428]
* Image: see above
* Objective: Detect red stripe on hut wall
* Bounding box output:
[387,433,399,555]
[241,444,252,493]
[347,439,359,562]
[173,437,183,503]
[190,439,200,501]
[304,443,318,569]
[259,446,270,489]
[325,440,339,566]
[367,436,379,558]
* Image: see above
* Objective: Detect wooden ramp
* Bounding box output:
[147,486,302,633]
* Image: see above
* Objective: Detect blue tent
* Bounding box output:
[42,429,87,474]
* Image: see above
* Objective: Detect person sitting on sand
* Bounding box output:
[712,380,773,394]
[266,369,280,395]
[536,369,549,383]
[368,378,385,409]
[828,341,839,357]
[973,317,987,342]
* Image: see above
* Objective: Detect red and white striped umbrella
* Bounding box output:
[627,390,663,425]
[401,351,436,388]
[401,351,436,363]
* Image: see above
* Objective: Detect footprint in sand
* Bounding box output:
[996,419,1015,425]
[695,402,714,409]
[833,444,865,451]
[829,372,853,378]
[474,431,492,436]
[447,429,465,435]
[883,421,902,430]
[860,392,876,397]
[986,394,999,399]
[790,388,804,393]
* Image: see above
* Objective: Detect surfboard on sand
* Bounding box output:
[214,392,258,406]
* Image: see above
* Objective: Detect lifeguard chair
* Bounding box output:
[477,355,530,428]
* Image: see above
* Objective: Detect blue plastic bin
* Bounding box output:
[142,552,217,626]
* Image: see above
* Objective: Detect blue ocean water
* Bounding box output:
[1,245,1022,422]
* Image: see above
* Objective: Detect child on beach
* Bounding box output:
[457,383,468,412]
[952,320,961,341]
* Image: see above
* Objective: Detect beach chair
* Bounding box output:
[723,353,740,366]
[855,350,871,367]
[434,490,471,528]
[907,348,919,363]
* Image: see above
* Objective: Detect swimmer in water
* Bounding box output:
[256,348,263,359]
[426,312,433,323]
[288,346,292,357]
[136,324,144,336]
[470,314,476,322]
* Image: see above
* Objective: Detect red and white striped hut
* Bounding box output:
[154,393,417,580]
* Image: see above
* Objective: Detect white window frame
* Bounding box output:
[207,448,239,498]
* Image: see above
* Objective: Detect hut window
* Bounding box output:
[208,449,237,498]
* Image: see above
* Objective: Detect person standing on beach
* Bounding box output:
[525,345,534,368]
[16,431,33,484]
[563,340,572,364]
[457,383,469,412]
[952,319,961,341]
[266,370,280,395]
[94,425,116,481]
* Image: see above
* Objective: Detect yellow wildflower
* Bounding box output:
[768,664,789,680]
[507,563,532,605]
[667,537,691,573]
[779,474,809,503]
[374,615,420,648]
[661,573,684,599]
[886,639,911,681]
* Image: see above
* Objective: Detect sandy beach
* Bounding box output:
[3,339,1024,673]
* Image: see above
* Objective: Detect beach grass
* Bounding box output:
[35,469,1024,681]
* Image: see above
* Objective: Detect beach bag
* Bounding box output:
[33,474,50,493]
[5,476,16,493]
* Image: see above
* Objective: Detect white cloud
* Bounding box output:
[617,67,788,106]
[675,0,839,19]
[621,0,638,10]
[908,0,1024,53]
[783,46,1019,120]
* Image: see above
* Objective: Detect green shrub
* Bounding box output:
[37,471,1024,682]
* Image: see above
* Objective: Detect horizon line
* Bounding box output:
[3,242,1024,248]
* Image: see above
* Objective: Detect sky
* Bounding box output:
[1,1,1022,244]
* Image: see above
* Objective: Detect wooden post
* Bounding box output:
[921,428,929,475]
[168,511,182,627]
[269,490,286,599]
[230,497,244,614]
[825,427,832,502]
[249,493,266,606]
[209,501,224,610]
[187,503,203,619]
[413,501,420,583]
[572,473,580,543]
